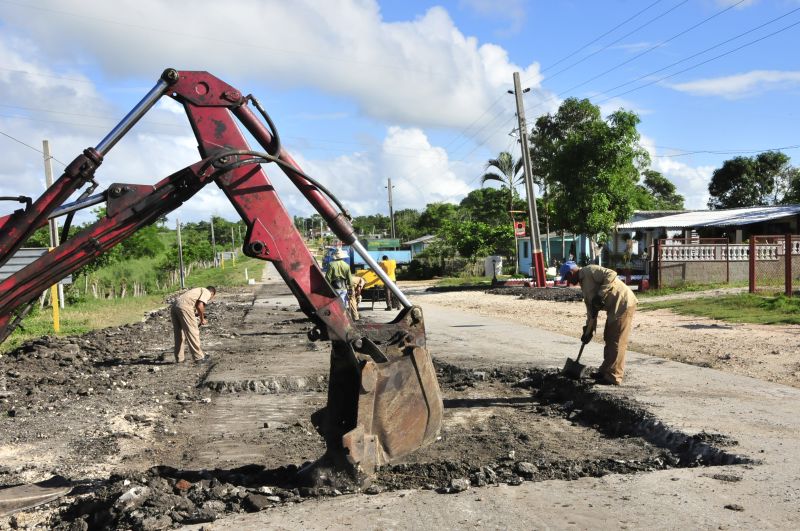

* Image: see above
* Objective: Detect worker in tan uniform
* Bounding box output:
[566,265,637,385]
[170,286,216,363]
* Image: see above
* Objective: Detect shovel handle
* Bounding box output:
[575,342,587,363]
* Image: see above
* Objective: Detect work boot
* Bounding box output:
[194,355,213,365]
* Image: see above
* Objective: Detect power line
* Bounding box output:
[453,7,800,162]
[543,0,690,83]
[452,2,691,157]
[443,0,668,154]
[652,144,800,158]
[541,0,664,74]
[0,130,68,166]
[596,6,800,98]
[597,17,800,104]
[559,0,746,96]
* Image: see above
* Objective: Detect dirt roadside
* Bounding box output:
[414,286,800,388]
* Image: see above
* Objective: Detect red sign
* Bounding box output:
[513,221,526,237]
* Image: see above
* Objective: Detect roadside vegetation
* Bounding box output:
[640,292,800,325]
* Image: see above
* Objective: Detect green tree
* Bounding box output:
[634,170,684,210]
[780,167,800,204]
[459,187,519,226]
[393,208,421,241]
[480,152,522,225]
[436,219,514,259]
[417,202,458,236]
[707,151,790,209]
[537,98,648,242]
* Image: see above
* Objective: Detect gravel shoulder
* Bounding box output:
[413,287,800,388]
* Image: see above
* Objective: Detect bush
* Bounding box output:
[400,259,442,280]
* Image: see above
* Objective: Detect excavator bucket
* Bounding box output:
[304,305,443,485]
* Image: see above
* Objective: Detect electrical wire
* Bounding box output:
[0,129,68,166]
[541,0,664,74]
[559,0,746,96]
[542,0,690,83]
[597,17,800,104]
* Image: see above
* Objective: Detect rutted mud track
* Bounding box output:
[0,284,747,529]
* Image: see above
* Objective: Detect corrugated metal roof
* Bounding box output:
[618,204,800,230]
[402,234,437,245]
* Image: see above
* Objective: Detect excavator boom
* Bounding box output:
[0,69,442,484]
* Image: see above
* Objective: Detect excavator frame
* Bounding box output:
[0,69,443,485]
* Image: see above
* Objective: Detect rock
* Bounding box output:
[724,504,744,512]
[257,486,275,495]
[139,515,173,530]
[175,479,192,492]
[515,461,537,478]
[114,486,151,511]
[448,478,470,493]
[364,485,384,495]
[243,493,274,512]
[263,421,288,429]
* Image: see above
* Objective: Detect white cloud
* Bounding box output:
[640,136,716,209]
[0,0,550,138]
[669,70,800,99]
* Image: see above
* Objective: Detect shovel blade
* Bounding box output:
[562,357,590,379]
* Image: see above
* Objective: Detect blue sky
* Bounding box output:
[1,0,798,225]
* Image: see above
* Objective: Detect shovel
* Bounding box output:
[562,341,591,379]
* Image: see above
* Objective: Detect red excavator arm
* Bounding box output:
[0,69,442,485]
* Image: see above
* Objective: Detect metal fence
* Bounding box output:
[650,235,798,296]
[749,235,799,295]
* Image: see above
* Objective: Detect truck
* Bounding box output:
[0,69,442,486]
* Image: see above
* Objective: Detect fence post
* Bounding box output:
[786,233,793,297]
[653,239,661,289]
[725,240,730,284]
[748,238,756,293]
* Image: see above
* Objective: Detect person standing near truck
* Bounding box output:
[379,255,399,311]
[325,249,352,306]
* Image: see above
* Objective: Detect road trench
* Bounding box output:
[0,284,748,530]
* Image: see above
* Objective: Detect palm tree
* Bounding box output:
[481,151,523,273]
[480,152,523,226]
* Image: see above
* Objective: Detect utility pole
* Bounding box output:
[42,140,65,309]
[176,218,186,289]
[509,72,545,287]
[386,178,396,239]
[210,216,217,267]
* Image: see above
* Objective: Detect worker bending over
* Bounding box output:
[170,286,216,363]
[566,265,637,385]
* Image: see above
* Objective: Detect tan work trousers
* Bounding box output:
[599,303,637,385]
[171,303,204,362]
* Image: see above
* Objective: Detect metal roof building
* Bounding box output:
[619,205,800,230]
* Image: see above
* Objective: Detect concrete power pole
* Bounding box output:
[176,218,186,289]
[510,72,545,287]
[42,140,65,308]
[386,178,396,239]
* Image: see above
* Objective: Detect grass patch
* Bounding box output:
[641,293,800,325]
[636,281,748,298]
[1,295,166,353]
[0,257,267,354]
[183,256,265,287]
